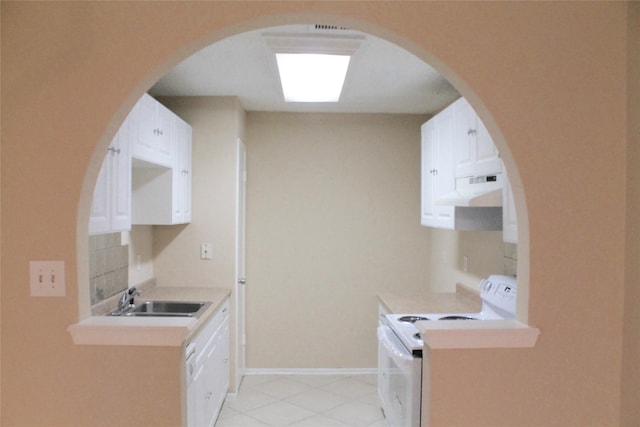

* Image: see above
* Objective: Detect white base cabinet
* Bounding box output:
[186,299,229,427]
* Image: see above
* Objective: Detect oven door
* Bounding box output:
[377,324,421,427]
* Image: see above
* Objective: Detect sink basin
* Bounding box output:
[109,300,211,318]
[132,301,206,314]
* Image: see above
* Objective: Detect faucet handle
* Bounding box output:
[128,287,140,296]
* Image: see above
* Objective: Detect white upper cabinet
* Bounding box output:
[131,94,193,226]
[172,118,192,224]
[130,93,173,168]
[89,116,132,235]
[421,102,455,229]
[453,98,502,178]
[421,97,505,231]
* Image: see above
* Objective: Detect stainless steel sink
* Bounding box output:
[109,300,211,318]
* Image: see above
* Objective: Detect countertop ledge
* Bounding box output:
[416,319,540,350]
[68,286,231,347]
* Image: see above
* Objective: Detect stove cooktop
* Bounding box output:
[383,275,518,355]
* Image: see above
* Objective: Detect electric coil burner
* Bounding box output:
[398,315,431,323]
[438,315,477,320]
[383,274,517,356]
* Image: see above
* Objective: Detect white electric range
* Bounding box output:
[385,274,517,356]
[377,275,517,427]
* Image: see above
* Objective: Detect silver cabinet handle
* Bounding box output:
[107,147,120,154]
[238,278,246,285]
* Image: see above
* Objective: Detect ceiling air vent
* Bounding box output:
[314,24,350,31]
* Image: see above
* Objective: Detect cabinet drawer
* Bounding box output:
[189,299,229,354]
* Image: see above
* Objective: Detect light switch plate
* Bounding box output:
[30,260,66,297]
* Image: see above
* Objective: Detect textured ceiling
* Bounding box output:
[150,24,459,114]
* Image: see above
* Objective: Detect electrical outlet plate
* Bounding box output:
[30,260,66,297]
[201,243,212,260]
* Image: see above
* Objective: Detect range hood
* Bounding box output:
[436,173,504,207]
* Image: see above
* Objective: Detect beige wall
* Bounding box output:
[127,226,154,286]
[622,2,640,424]
[428,229,506,293]
[245,112,431,368]
[1,2,636,426]
[151,97,243,290]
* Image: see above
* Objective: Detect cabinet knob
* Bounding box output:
[107,147,120,154]
[467,129,477,136]
[238,278,246,285]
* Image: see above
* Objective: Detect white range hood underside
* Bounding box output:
[436,173,504,207]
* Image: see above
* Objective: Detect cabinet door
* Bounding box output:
[433,106,455,229]
[131,94,158,162]
[88,155,110,235]
[214,319,230,417]
[453,98,475,178]
[172,118,192,224]
[454,98,501,178]
[110,117,132,232]
[89,117,131,235]
[154,102,175,167]
[420,120,436,226]
[131,94,173,168]
[474,116,502,176]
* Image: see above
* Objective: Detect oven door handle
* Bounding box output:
[378,325,416,368]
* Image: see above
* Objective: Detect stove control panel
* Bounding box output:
[479,275,517,318]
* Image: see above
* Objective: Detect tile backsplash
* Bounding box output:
[89,233,128,305]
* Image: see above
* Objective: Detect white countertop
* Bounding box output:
[417,319,540,350]
[68,286,231,347]
[378,283,481,314]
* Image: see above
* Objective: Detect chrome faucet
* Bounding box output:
[118,287,140,311]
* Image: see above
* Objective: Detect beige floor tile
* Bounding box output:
[251,376,314,399]
[214,413,270,427]
[286,387,352,412]
[320,377,378,399]
[355,374,378,385]
[357,390,383,407]
[217,404,240,420]
[216,374,386,427]
[288,414,352,426]
[324,400,385,427]
[286,374,346,387]
[240,374,279,389]
[224,388,278,412]
[246,400,316,426]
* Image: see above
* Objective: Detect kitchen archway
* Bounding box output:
[76,13,529,392]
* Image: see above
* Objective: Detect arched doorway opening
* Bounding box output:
[76,14,528,393]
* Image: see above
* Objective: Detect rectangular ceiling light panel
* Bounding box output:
[276,53,351,102]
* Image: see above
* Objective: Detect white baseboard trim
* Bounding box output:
[243,367,377,376]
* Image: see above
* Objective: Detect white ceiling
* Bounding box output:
[150,24,460,115]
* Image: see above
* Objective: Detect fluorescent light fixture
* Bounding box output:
[275,53,351,102]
